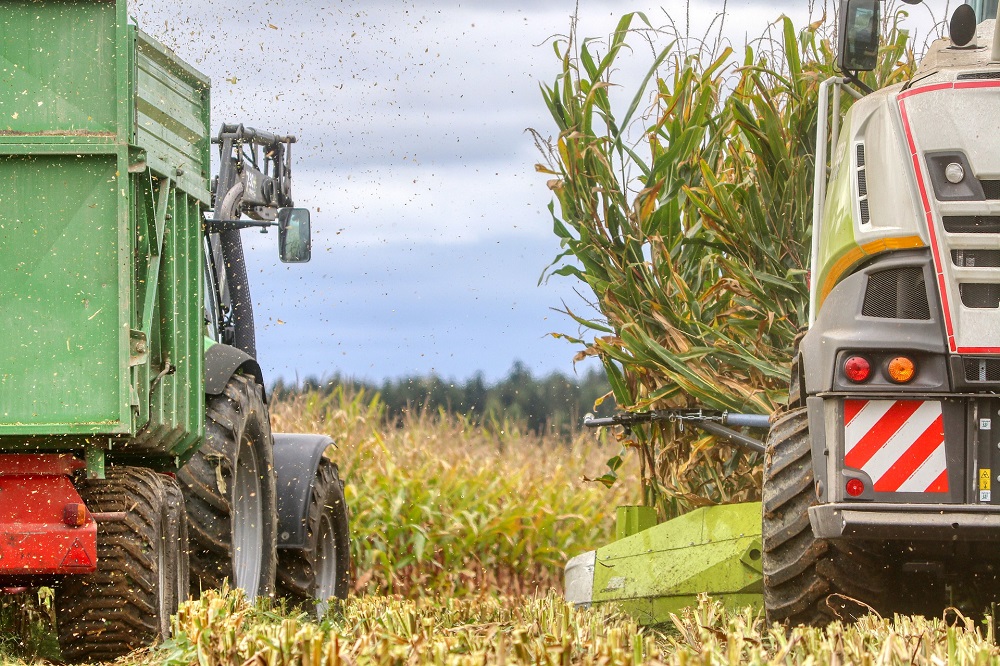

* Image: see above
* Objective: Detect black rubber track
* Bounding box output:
[276,458,351,612]
[762,408,892,626]
[56,467,184,662]
[178,373,277,600]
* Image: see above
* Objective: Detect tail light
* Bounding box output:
[887,356,916,383]
[846,478,865,497]
[62,503,87,527]
[844,356,871,383]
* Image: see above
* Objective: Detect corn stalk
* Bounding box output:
[536,11,915,518]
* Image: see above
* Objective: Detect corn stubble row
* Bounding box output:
[139,589,1000,666]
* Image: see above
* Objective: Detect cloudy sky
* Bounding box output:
[127,0,943,385]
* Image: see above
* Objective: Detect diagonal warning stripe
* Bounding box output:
[873,414,944,492]
[845,400,922,470]
[843,400,948,494]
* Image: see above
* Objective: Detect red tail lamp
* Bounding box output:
[844,356,871,383]
[846,478,865,497]
[887,356,916,383]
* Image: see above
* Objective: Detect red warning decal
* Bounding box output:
[61,539,95,569]
[844,400,947,493]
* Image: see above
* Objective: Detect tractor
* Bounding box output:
[0,0,349,659]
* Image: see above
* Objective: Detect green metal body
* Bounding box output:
[0,0,210,467]
[586,503,763,625]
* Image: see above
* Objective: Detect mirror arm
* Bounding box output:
[203,219,277,232]
[842,70,873,95]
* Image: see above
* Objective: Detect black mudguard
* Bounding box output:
[205,343,265,398]
[273,433,336,549]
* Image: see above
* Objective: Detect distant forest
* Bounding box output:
[270,362,615,436]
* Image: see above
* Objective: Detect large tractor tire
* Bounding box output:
[56,467,188,662]
[178,373,277,601]
[762,407,891,626]
[276,458,351,615]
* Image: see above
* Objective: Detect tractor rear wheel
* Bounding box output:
[178,373,277,601]
[276,458,351,616]
[56,467,188,662]
[762,407,891,625]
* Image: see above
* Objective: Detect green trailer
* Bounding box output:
[0,1,349,660]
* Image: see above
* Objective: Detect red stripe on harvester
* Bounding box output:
[844,399,866,426]
[957,347,1000,355]
[844,400,923,470]
[898,96,956,352]
[926,468,949,493]
[872,414,944,492]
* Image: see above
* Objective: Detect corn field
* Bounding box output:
[269,387,635,597]
[1,390,999,664]
[534,9,919,519]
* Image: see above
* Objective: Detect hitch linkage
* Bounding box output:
[583,409,771,454]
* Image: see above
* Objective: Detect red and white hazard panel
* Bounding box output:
[843,400,948,493]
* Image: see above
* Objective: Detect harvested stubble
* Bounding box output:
[268,387,636,597]
[139,589,1000,666]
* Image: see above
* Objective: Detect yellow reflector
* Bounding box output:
[887,356,916,383]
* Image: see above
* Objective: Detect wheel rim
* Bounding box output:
[314,512,338,617]
[233,434,264,600]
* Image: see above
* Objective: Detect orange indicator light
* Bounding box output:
[887,356,916,383]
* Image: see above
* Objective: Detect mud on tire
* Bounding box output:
[178,373,277,601]
[277,458,351,615]
[56,467,188,662]
[762,407,892,626]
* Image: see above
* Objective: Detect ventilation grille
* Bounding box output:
[856,144,869,224]
[943,215,1000,233]
[958,72,1000,80]
[964,358,1000,382]
[982,181,1000,200]
[861,267,930,319]
[953,249,1000,268]
[960,283,1000,308]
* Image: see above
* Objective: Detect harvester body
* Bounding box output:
[801,12,1000,542]
[566,1,1000,625]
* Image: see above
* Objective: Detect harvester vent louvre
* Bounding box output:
[963,358,1000,382]
[943,215,1000,233]
[981,180,1000,199]
[861,267,930,319]
[957,71,1000,80]
[959,283,1000,308]
[856,144,870,224]
[951,249,1000,268]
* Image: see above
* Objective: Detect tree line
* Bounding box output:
[270,361,614,436]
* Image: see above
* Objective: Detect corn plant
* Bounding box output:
[536,10,916,517]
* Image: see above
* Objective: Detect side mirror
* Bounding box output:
[837,0,880,72]
[277,207,311,263]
